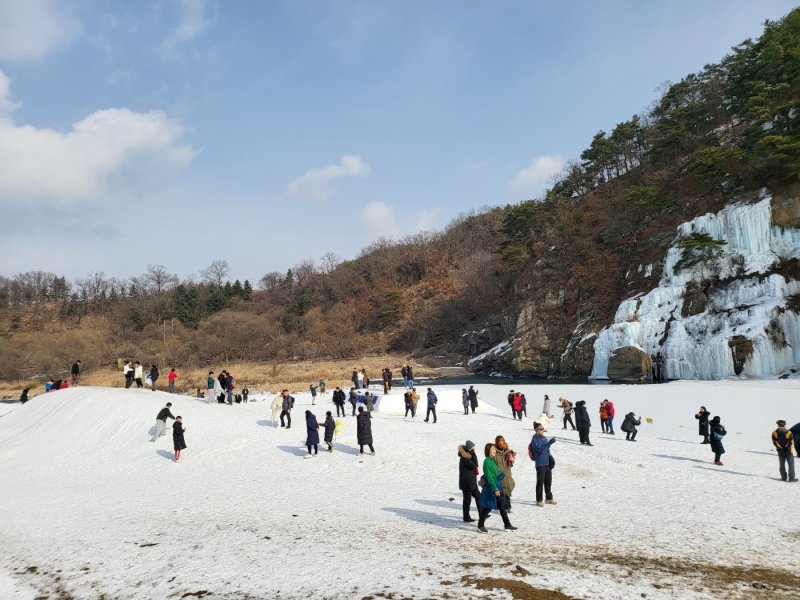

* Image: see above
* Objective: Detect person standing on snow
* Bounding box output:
[123,361,134,389]
[772,420,797,482]
[468,386,479,414]
[149,364,159,392]
[403,390,414,418]
[791,421,800,459]
[348,388,358,416]
[309,384,318,405]
[709,416,726,465]
[425,388,438,423]
[462,389,469,415]
[542,394,553,419]
[599,400,609,434]
[405,365,414,389]
[332,386,346,418]
[530,422,557,507]
[134,361,144,389]
[605,399,616,435]
[151,402,175,441]
[206,371,215,404]
[621,412,641,441]
[493,435,516,511]
[560,397,576,430]
[520,393,528,418]
[410,387,419,417]
[167,368,178,394]
[173,416,187,462]
[695,406,711,444]
[574,400,593,446]
[458,440,480,522]
[322,411,335,452]
[305,410,320,456]
[477,443,516,533]
[280,389,294,428]
[356,406,374,455]
[511,392,523,421]
[270,393,281,426]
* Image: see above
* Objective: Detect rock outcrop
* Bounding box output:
[607,346,652,382]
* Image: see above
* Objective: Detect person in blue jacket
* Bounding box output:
[425,388,438,423]
[530,422,557,507]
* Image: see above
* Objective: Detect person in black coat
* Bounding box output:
[322,411,336,452]
[173,416,187,462]
[709,416,726,465]
[574,400,593,446]
[356,406,374,455]
[458,440,480,522]
[333,387,346,417]
[695,406,710,444]
[149,365,159,392]
[20,388,30,404]
[621,412,641,441]
[305,410,320,456]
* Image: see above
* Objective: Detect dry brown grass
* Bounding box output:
[0,356,437,399]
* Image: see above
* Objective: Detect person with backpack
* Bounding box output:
[458,440,480,522]
[695,406,711,444]
[709,416,726,465]
[530,422,556,507]
[621,412,642,441]
[771,420,797,482]
[305,410,320,457]
[477,443,516,533]
[151,402,175,442]
[425,388,438,423]
[280,389,294,428]
[574,400,593,446]
[560,397,576,430]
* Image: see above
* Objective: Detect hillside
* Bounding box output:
[1,9,800,382]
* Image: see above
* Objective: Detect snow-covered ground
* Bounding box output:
[1,381,798,599]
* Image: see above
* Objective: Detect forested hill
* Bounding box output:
[1,10,799,381]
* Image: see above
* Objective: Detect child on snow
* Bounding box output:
[323,411,335,452]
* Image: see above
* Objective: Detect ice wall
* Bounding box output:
[591,196,800,380]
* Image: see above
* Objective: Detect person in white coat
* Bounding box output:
[270,393,282,427]
[212,376,224,404]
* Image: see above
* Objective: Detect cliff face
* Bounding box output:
[467,188,800,380]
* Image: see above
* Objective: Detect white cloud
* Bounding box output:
[0,77,198,208]
[508,155,567,198]
[286,154,371,201]
[411,208,440,233]
[0,0,81,61]
[161,0,212,56]
[0,70,21,114]
[360,201,397,238]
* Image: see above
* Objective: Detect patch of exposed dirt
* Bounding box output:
[462,575,579,599]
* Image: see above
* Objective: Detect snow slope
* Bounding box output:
[1,383,799,599]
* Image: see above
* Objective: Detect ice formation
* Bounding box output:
[591,196,800,380]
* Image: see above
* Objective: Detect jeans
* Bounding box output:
[607,416,615,434]
[535,466,553,502]
[778,452,796,481]
[169,381,176,393]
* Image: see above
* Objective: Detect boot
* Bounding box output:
[536,501,544,507]
[545,499,557,505]
[714,460,724,466]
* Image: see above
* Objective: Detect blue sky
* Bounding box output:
[0,0,796,284]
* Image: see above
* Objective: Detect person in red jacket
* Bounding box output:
[605,399,616,435]
[167,368,178,394]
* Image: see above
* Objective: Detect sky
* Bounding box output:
[0,0,796,285]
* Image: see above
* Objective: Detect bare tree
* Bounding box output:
[75,272,113,300]
[319,252,341,274]
[293,259,318,286]
[258,271,284,291]
[200,259,230,286]
[144,264,178,294]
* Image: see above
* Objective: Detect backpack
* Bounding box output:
[290,396,295,408]
[527,443,535,461]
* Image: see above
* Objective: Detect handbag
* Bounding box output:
[549,455,556,469]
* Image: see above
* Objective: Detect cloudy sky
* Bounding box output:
[0,0,795,283]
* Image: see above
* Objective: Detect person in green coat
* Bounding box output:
[477,443,516,533]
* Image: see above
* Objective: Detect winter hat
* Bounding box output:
[777,419,786,426]
[465,440,475,450]
[533,422,543,430]
[166,402,172,407]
